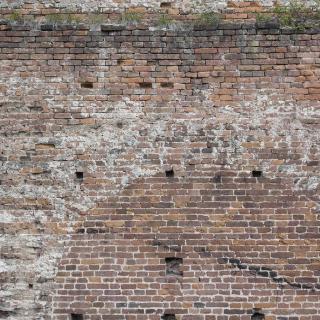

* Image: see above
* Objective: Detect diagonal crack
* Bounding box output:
[220,257,319,292]
[150,241,319,292]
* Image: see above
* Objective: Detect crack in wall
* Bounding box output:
[220,257,320,292]
[151,242,320,292]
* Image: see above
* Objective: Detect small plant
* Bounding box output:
[46,13,65,24]
[88,13,105,25]
[65,14,82,25]
[46,13,82,25]
[257,0,320,30]
[273,1,305,28]
[8,10,23,23]
[255,12,274,23]
[157,14,173,28]
[195,11,221,27]
[120,11,143,24]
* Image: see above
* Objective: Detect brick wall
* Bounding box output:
[1,7,320,320]
[0,1,301,13]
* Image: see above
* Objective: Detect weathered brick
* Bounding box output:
[0,4,320,320]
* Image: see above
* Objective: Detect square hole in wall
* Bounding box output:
[117,58,124,65]
[160,82,174,88]
[139,82,153,89]
[251,312,265,320]
[252,170,262,177]
[116,121,123,129]
[165,169,174,178]
[160,2,172,8]
[71,314,84,320]
[81,82,93,88]
[161,314,176,320]
[165,257,183,276]
[76,172,84,180]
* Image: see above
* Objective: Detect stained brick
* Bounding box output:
[1,4,320,320]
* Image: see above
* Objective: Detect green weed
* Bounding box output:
[195,11,221,27]
[120,12,143,24]
[46,13,82,25]
[156,14,173,27]
[257,0,320,30]
[8,10,23,23]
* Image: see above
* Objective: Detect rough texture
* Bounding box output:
[0,2,320,320]
[0,0,287,12]
[0,0,318,13]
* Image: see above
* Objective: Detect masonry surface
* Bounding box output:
[1,1,320,320]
